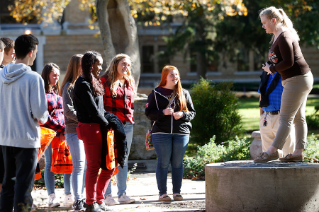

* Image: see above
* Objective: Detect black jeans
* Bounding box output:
[0,146,38,212]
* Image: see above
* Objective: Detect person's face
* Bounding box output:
[165,69,179,87]
[116,57,131,79]
[261,15,275,34]
[4,48,15,63]
[0,50,4,65]
[92,56,103,77]
[29,45,38,66]
[49,67,60,86]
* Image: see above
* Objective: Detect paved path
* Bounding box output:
[32,173,205,211]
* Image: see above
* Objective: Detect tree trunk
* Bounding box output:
[96,0,141,88]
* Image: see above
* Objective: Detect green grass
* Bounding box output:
[238,96,319,132]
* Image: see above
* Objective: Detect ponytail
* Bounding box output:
[259,6,300,43]
[278,9,300,41]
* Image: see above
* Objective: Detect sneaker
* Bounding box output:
[159,194,172,201]
[96,202,112,211]
[279,153,303,162]
[73,199,85,211]
[254,151,279,163]
[103,195,119,206]
[86,202,101,212]
[48,193,60,207]
[118,193,135,204]
[31,204,37,212]
[173,193,183,201]
[64,194,74,207]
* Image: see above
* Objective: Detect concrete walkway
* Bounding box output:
[32,173,205,211]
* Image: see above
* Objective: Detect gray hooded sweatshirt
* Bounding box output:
[0,63,48,148]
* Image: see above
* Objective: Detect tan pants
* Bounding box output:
[259,112,295,157]
[272,72,313,150]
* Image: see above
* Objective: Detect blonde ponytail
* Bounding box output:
[278,9,299,41]
[259,6,300,43]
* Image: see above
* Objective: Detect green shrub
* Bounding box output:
[183,136,251,179]
[190,78,242,145]
[304,134,319,162]
[306,105,319,130]
[34,170,64,188]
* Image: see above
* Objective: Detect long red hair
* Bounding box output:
[158,65,188,112]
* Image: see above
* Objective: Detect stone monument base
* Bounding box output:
[206,161,319,212]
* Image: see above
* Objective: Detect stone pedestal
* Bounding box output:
[250,131,262,159]
[129,94,157,160]
[206,161,319,212]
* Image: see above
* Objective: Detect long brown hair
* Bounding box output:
[102,54,135,97]
[41,63,60,94]
[59,54,83,96]
[82,51,104,96]
[158,65,188,112]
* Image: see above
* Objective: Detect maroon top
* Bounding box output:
[269,31,310,80]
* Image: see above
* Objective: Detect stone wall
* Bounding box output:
[44,34,106,73]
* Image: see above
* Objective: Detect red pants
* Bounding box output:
[77,122,114,205]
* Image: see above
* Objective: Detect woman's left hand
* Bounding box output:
[262,63,272,75]
[173,111,183,120]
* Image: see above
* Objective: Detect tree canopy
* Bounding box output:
[7,0,319,77]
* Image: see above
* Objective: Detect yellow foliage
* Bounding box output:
[8,0,250,25]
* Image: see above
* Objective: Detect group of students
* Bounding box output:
[0,4,314,212]
[0,33,196,212]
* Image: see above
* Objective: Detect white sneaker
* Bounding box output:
[64,194,74,207]
[118,193,135,204]
[48,193,60,207]
[103,194,119,206]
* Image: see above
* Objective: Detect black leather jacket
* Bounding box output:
[145,87,196,134]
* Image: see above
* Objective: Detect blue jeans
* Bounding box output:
[152,133,189,196]
[105,123,133,197]
[0,146,38,212]
[44,142,71,196]
[66,133,87,201]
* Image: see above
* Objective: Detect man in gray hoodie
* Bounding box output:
[0,34,48,212]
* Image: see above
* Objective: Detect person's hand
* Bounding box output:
[262,63,272,75]
[60,133,66,142]
[163,108,174,115]
[173,111,183,120]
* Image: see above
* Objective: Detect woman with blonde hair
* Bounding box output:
[145,65,196,201]
[60,54,87,211]
[254,6,313,162]
[100,54,136,205]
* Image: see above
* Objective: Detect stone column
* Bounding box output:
[250,130,262,159]
[206,161,319,212]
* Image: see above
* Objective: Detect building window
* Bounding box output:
[189,48,197,72]
[190,48,218,73]
[158,45,169,71]
[237,47,250,71]
[142,45,154,73]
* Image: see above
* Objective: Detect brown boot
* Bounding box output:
[254,151,279,163]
